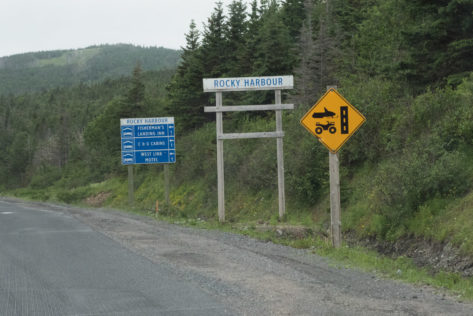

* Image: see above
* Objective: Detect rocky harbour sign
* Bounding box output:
[203,75,294,92]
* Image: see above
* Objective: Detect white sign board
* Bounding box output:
[203,75,294,92]
[120,117,174,126]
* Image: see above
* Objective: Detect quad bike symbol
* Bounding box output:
[315,121,336,135]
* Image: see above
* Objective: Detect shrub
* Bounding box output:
[29,165,62,189]
[368,141,469,237]
[56,187,92,204]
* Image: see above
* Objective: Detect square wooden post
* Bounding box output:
[275,90,286,219]
[216,92,225,222]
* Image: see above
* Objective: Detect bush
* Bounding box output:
[368,141,469,237]
[56,187,92,204]
[13,188,51,201]
[29,165,62,189]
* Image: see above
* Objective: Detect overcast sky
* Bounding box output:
[0,0,235,57]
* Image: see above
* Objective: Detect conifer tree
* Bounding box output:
[201,2,229,77]
[281,0,306,40]
[225,0,248,76]
[311,0,341,92]
[125,63,146,115]
[401,0,473,87]
[240,0,261,75]
[84,64,149,171]
[180,20,200,68]
[166,20,209,131]
[293,0,318,107]
[247,1,295,104]
[253,1,295,76]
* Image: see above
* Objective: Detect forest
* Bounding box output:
[2,0,473,261]
[0,44,180,95]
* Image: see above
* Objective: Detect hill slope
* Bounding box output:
[0,44,180,95]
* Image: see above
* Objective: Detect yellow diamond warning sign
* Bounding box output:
[300,88,366,153]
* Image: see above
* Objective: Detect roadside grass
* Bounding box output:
[315,243,473,301]
[409,193,473,255]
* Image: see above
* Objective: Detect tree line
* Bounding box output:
[166,0,473,131]
[0,44,180,95]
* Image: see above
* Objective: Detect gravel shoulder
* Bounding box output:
[8,198,473,315]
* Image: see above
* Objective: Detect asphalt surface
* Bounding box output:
[2,198,473,315]
[0,200,232,315]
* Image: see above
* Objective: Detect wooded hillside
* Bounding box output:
[0,44,180,95]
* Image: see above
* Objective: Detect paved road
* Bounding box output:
[2,198,473,315]
[0,200,232,315]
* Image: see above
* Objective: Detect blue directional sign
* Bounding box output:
[120,117,176,165]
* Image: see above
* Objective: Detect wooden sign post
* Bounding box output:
[300,86,366,248]
[329,151,341,248]
[203,76,294,222]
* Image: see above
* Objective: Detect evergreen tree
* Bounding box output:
[311,0,342,91]
[201,2,229,77]
[125,63,146,116]
[401,0,473,88]
[240,0,261,75]
[244,1,295,104]
[83,98,124,174]
[342,0,410,81]
[181,20,200,66]
[225,0,249,76]
[84,65,150,173]
[166,20,209,131]
[253,1,295,76]
[292,0,319,107]
[281,0,306,40]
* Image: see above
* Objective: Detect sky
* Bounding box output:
[0,0,235,58]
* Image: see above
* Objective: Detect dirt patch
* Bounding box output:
[84,192,111,207]
[348,233,473,277]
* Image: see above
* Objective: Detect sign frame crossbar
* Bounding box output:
[205,104,294,112]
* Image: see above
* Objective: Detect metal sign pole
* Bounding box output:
[216,92,225,222]
[120,117,176,210]
[128,165,134,206]
[275,90,286,219]
[164,164,170,206]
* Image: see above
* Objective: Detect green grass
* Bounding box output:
[315,243,473,301]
